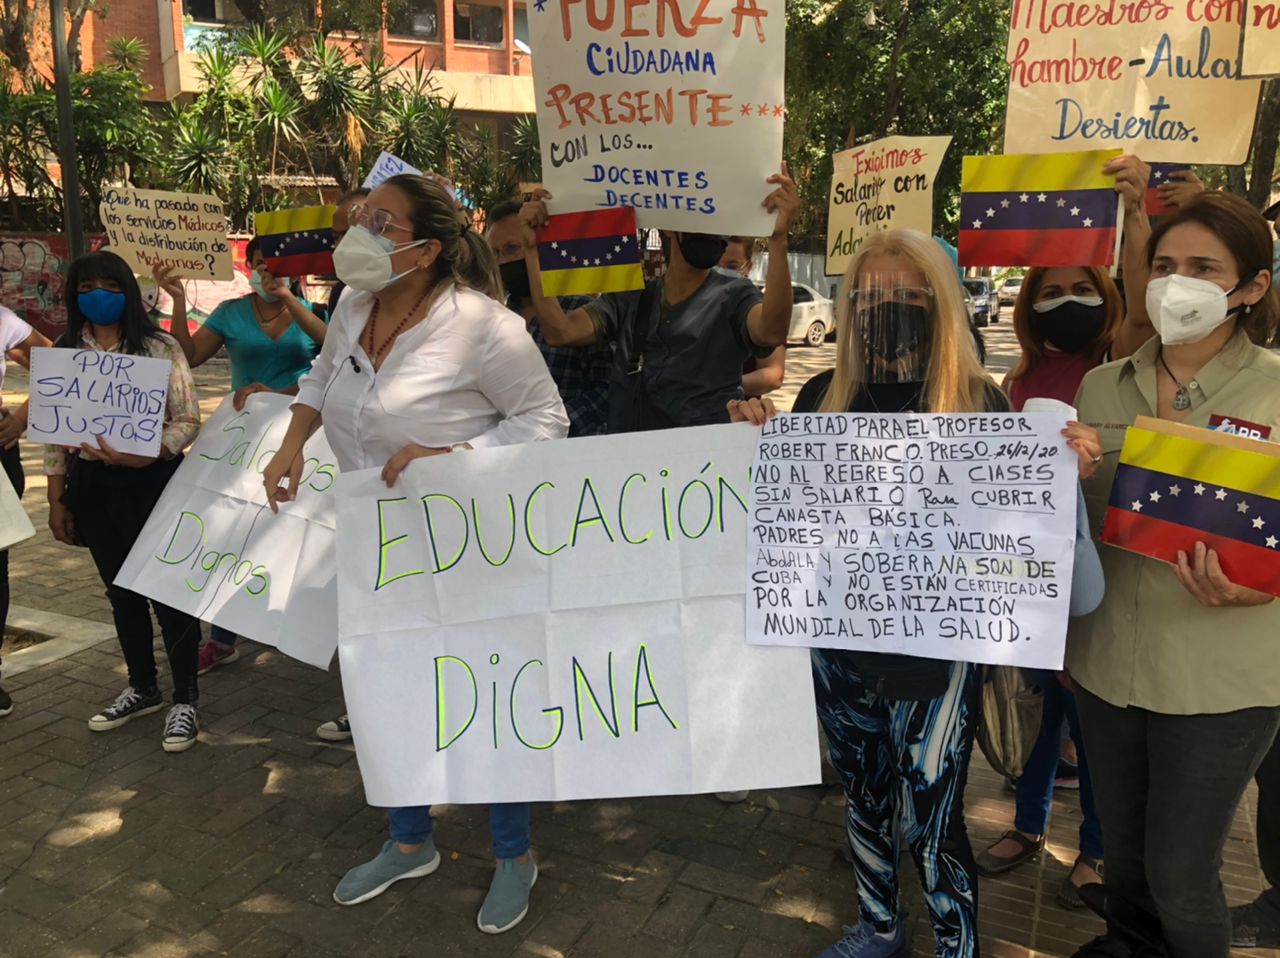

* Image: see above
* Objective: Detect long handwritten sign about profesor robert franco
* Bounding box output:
[27,347,172,458]
[99,188,233,281]
[746,412,1078,670]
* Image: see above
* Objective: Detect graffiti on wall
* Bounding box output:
[0,234,107,339]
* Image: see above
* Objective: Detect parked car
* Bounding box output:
[999,276,1024,307]
[755,282,836,346]
[963,282,991,328]
[964,277,999,322]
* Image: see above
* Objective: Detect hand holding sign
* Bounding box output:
[1104,155,1153,217]
[764,162,800,237]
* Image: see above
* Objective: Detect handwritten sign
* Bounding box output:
[529,0,785,234]
[825,136,951,278]
[746,413,1077,669]
[336,425,819,806]
[0,468,34,551]
[1240,1,1280,77]
[361,151,425,191]
[115,395,339,669]
[1002,0,1262,164]
[99,189,232,280]
[27,347,171,457]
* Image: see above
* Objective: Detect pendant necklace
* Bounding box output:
[1157,350,1193,411]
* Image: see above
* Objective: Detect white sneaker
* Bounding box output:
[162,704,199,753]
[716,791,750,803]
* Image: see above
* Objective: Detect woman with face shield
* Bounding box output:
[260,174,567,935]
[729,229,1102,958]
[1067,193,1279,958]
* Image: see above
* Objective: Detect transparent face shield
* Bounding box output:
[847,272,936,384]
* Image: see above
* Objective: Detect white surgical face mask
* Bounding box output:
[249,270,278,303]
[332,225,428,293]
[1145,274,1235,345]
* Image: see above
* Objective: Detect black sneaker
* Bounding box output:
[1232,896,1280,948]
[317,714,352,742]
[161,704,199,753]
[0,685,12,718]
[88,686,164,731]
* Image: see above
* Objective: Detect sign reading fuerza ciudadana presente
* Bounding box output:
[335,425,818,807]
[530,0,785,235]
[1002,0,1262,164]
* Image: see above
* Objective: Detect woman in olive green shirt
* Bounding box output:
[1070,193,1280,958]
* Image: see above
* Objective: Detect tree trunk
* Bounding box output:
[1,1,36,79]
[873,13,912,138]
[1247,79,1280,209]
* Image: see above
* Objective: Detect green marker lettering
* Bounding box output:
[472,494,517,566]
[375,497,423,590]
[572,653,620,740]
[570,476,615,546]
[632,643,680,731]
[435,655,478,751]
[617,472,654,544]
[524,481,566,556]
[509,659,564,750]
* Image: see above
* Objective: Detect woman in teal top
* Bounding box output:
[154,236,328,671]
[156,237,328,404]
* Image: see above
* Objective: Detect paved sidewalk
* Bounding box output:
[0,332,1275,958]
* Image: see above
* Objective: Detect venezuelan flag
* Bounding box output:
[536,208,644,297]
[958,150,1122,268]
[1145,163,1193,216]
[1101,417,1280,596]
[255,205,337,277]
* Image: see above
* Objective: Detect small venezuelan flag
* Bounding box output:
[255,205,337,277]
[1102,417,1280,596]
[536,208,644,297]
[958,150,1122,268]
[1145,163,1193,216]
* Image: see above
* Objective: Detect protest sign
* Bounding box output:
[115,394,339,669]
[1002,0,1262,164]
[336,425,819,807]
[1240,1,1280,77]
[27,347,171,458]
[99,188,233,280]
[825,136,951,277]
[746,412,1078,669]
[0,469,34,551]
[362,151,424,190]
[529,0,785,235]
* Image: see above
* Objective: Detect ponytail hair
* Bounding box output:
[382,173,503,301]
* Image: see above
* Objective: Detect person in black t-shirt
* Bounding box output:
[730,229,1104,958]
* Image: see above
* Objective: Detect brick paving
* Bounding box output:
[0,327,1275,958]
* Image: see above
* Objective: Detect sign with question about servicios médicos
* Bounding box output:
[99,187,233,281]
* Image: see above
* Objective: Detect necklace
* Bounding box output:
[366,284,436,365]
[1157,350,1193,411]
[253,297,286,326]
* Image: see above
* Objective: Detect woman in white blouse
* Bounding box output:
[263,174,567,933]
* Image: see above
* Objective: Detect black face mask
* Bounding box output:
[499,258,532,300]
[860,301,932,382]
[677,233,728,270]
[1031,298,1106,354]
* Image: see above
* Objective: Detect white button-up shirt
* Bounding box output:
[295,284,568,471]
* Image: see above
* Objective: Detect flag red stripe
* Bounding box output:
[1102,508,1280,597]
[535,208,638,244]
[1145,187,1174,216]
[265,251,334,278]
[958,227,1116,267]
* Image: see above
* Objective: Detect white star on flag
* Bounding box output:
[594,258,601,266]
[1153,170,1163,180]
[614,245,622,253]
[1000,199,1011,208]
[1215,489,1228,500]
[570,255,578,263]
[1037,193,1047,202]
[1193,483,1206,495]
[1253,516,1266,530]
[1056,198,1066,208]
[551,242,558,249]
[1169,485,1181,496]
[1019,193,1029,202]
[605,253,613,261]
[1070,206,1080,216]
[1083,218,1093,227]
[972,220,983,229]
[1150,490,1162,503]
[1267,535,1279,549]
[1237,501,1250,514]
[1131,500,1143,512]
[985,208,996,218]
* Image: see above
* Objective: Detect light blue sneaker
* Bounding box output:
[815,919,908,958]
[476,856,538,934]
[333,839,441,906]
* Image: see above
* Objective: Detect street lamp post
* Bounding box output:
[50,0,86,260]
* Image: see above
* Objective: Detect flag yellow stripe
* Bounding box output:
[961,150,1122,193]
[1119,428,1280,499]
[540,263,644,297]
[255,205,336,234]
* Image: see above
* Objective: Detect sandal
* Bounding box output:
[1058,854,1105,909]
[975,829,1046,876]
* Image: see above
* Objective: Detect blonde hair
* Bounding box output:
[820,229,992,414]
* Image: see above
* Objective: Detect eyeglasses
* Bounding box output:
[348,204,411,238]
[848,285,934,313]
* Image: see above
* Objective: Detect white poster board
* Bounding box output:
[115,394,339,669]
[825,136,952,278]
[529,0,785,234]
[0,468,34,551]
[746,413,1077,669]
[335,425,820,807]
[99,188,233,280]
[27,347,172,458]
[1002,0,1262,164]
[1240,1,1280,77]
[362,151,424,190]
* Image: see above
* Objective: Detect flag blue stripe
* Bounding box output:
[1108,462,1278,550]
[538,233,642,273]
[959,188,1117,232]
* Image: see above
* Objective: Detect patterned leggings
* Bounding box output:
[813,654,982,958]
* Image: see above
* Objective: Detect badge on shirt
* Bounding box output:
[1208,414,1273,441]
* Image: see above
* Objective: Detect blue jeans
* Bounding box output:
[210,625,237,648]
[388,804,530,860]
[1014,670,1104,860]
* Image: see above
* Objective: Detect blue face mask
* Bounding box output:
[250,270,279,303]
[77,288,126,326]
